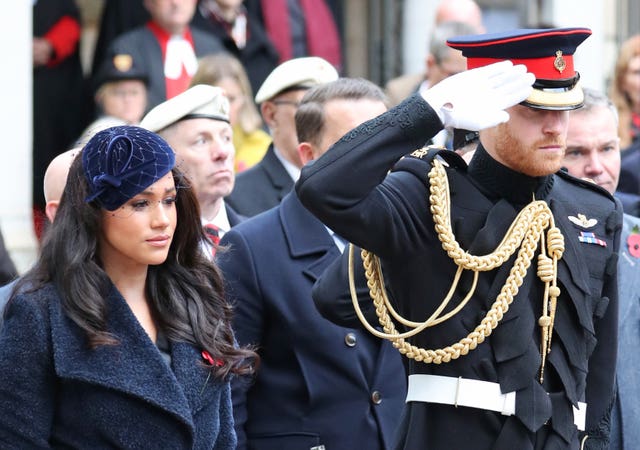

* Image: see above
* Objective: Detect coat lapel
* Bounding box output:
[50,286,195,436]
[225,203,247,227]
[171,341,221,414]
[263,145,295,202]
[279,192,341,281]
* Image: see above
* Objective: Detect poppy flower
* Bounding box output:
[627,225,640,258]
[201,350,224,367]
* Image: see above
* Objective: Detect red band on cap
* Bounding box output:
[467,55,575,80]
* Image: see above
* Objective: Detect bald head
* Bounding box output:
[43,148,79,222]
[435,0,484,32]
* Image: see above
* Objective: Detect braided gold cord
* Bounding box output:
[349,158,564,378]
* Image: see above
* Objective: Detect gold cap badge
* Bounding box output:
[553,50,566,73]
[113,54,133,72]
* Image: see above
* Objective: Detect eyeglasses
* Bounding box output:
[271,99,300,108]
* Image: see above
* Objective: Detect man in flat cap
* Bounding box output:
[298,28,621,449]
[226,56,338,217]
[141,84,243,258]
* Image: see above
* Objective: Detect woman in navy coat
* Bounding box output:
[0,126,256,448]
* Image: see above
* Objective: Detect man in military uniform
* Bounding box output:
[297,28,621,449]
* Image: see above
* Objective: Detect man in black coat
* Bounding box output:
[218,78,405,450]
[190,0,279,96]
[32,0,85,239]
[297,28,621,449]
[100,0,224,111]
[226,57,338,216]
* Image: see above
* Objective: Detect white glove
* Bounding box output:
[422,60,535,131]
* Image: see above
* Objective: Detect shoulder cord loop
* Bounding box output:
[348,158,564,382]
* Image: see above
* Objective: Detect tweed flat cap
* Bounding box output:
[254,56,339,104]
[140,84,230,133]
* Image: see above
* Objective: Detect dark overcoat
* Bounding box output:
[617,140,640,196]
[217,192,406,450]
[226,145,294,217]
[102,25,225,110]
[0,283,236,449]
[296,94,622,450]
[190,7,279,96]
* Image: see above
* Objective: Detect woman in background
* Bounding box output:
[191,53,271,172]
[0,125,256,448]
[610,34,640,151]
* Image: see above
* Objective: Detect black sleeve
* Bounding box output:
[312,245,379,329]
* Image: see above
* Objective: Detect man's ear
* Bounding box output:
[260,101,277,129]
[297,142,315,165]
[426,54,436,73]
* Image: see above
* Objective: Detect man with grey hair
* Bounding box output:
[562,87,640,450]
[141,84,243,258]
[218,78,405,450]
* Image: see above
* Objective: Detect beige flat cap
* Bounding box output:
[254,57,339,104]
[140,84,230,132]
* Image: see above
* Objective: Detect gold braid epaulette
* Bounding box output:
[348,158,564,382]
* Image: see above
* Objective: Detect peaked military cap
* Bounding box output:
[94,53,148,92]
[447,27,592,110]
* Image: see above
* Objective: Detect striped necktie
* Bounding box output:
[204,224,220,258]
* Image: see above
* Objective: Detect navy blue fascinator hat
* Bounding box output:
[82,125,175,211]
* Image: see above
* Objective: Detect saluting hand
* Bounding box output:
[422,60,535,131]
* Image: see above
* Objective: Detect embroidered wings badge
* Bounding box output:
[568,213,597,229]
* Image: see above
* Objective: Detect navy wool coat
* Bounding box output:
[0,283,236,449]
[218,192,406,450]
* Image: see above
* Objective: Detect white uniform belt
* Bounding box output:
[406,374,586,431]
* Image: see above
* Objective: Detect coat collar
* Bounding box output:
[225,203,246,227]
[262,144,296,193]
[49,285,217,437]
[279,192,341,280]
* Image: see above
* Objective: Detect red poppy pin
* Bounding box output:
[627,225,640,258]
[201,350,224,367]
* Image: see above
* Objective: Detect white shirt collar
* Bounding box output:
[273,146,300,182]
[201,201,231,238]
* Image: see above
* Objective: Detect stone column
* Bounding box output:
[0,3,37,273]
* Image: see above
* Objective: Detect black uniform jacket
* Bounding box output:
[296,94,622,450]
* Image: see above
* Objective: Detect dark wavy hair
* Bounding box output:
[13,154,256,379]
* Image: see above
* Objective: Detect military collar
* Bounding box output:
[467,144,554,206]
